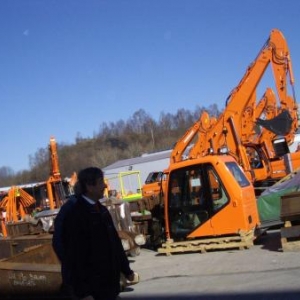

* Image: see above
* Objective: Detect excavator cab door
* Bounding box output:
[167,163,229,241]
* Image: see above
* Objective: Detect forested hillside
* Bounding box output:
[0,104,220,187]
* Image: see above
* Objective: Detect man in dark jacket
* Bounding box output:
[53,167,135,300]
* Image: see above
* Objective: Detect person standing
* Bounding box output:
[52,193,77,294]
[54,167,135,300]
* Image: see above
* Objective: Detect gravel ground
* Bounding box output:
[121,230,300,300]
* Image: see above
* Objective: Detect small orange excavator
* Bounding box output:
[0,187,36,237]
[0,136,65,237]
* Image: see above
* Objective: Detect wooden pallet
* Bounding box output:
[157,230,254,255]
[280,221,300,252]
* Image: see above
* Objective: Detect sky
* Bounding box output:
[0,0,300,173]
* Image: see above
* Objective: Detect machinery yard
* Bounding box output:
[2,0,300,297]
[1,28,300,299]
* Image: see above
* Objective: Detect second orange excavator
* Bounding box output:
[188,29,299,190]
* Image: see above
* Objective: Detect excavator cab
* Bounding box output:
[165,156,259,242]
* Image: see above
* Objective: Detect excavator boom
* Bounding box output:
[188,29,298,185]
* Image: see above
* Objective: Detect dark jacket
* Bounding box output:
[62,196,132,299]
[52,196,77,262]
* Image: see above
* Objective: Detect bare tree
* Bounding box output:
[0,104,221,186]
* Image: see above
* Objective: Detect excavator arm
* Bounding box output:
[170,111,216,164]
[47,136,63,210]
[189,29,298,183]
[253,88,278,158]
[49,136,61,181]
[255,88,278,121]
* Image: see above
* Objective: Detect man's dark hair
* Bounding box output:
[74,167,104,196]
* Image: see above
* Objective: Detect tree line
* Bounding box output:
[0,104,221,188]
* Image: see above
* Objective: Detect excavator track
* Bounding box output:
[157,230,255,255]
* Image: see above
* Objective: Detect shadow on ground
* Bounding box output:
[254,229,282,252]
[3,291,300,300]
[120,290,300,300]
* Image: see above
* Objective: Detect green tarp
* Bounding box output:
[257,170,300,224]
[257,187,297,223]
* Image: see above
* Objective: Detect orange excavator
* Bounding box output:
[142,171,165,199]
[188,29,299,189]
[239,88,278,149]
[250,88,287,163]
[0,187,36,223]
[0,137,65,238]
[0,187,36,237]
[155,29,299,254]
[46,136,66,210]
[253,88,278,145]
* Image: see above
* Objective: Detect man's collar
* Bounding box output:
[82,195,98,205]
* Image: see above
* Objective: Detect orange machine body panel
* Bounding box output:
[164,155,260,241]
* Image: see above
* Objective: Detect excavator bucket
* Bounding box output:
[256,110,293,136]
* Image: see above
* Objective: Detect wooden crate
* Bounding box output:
[158,230,255,255]
[6,222,32,237]
[280,221,300,252]
[280,191,300,222]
